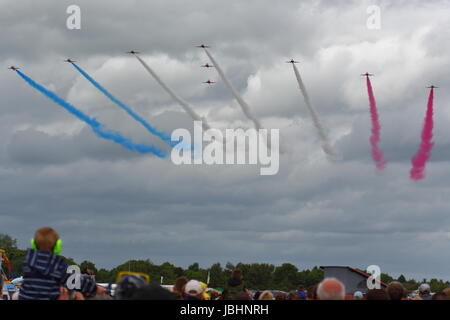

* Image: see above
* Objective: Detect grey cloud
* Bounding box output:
[2,0,450,282]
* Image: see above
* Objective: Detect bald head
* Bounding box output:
[317,278,346,300]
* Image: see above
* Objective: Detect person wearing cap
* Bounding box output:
[353,291,364,300]
[418,283,432,300]
[114,274,147,300]
[184,280,204,301]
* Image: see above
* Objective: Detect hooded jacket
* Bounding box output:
[19,249,68,300]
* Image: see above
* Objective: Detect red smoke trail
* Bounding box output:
[410,88,435,181]
[366,76,387,171]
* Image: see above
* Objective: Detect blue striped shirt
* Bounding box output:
[19,249,68,300]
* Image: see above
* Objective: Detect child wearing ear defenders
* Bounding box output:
[19,227,69,300]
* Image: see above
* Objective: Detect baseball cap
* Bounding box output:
[353,291,364,300]
[185,280,203,296]
[115,274,147,299]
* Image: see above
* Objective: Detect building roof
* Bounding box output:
[320,266,387,288]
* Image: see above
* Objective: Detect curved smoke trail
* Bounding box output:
[15,70,166,158]
[365,76,387,171]
[203,48,262,130]
[292,64,338,159]
[134,54,211,132]
[410,88,435,181]
[71,62,175,147]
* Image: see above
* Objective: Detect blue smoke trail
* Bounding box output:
[15,70,166,158]
[71,62,176,147]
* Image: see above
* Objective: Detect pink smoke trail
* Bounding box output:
[366,76,387,171]
[410,88,435,181]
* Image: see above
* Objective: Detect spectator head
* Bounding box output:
[317,278,346,300]
[387,281,405,300]
[353,291,364,300]
[443,287,450,298]
[297,285,305,291]
[432,292,449,300]
[114,274,147,300]
[127,282,177,300]
[33,227,60,253]
[253,290,261,300]
[365,289,389,300]
[231,269,243,280]
[184,280,204,299]
[307,285,318,300]
[173,276,188,299]
[286,292,300,300]
[418,283,431,295]
[81,268,95,276]
[275,292,286,300]
[258,290,274,300]
[233,291,251,300]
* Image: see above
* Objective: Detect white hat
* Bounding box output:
[353,291,364,299]
[185,280,203,296]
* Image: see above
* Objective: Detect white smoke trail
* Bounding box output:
[292,63,338,159]
[203,48,262,131]
[135,54,211,132]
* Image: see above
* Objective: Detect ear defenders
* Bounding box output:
[30,238,62,255]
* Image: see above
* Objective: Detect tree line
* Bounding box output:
[1,233,449,292]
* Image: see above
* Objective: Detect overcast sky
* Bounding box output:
[1,0,450,281]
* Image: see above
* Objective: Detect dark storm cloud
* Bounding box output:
[1,0,450,281]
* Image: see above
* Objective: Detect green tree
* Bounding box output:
[208,263,227,288]
[430,278,449,293]
[381,272,395,284]
[185,263,208,283]
[96,268,114,283]
[188,262,200,272]
[236,263,275,290]
[160,262,177,284]
[174,267,184,277]
[297,266,324,288]
[80,260,97,273]
[273,263,298,291]
[0,234,18,249]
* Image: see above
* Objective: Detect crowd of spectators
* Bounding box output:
[2,226,450,300]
